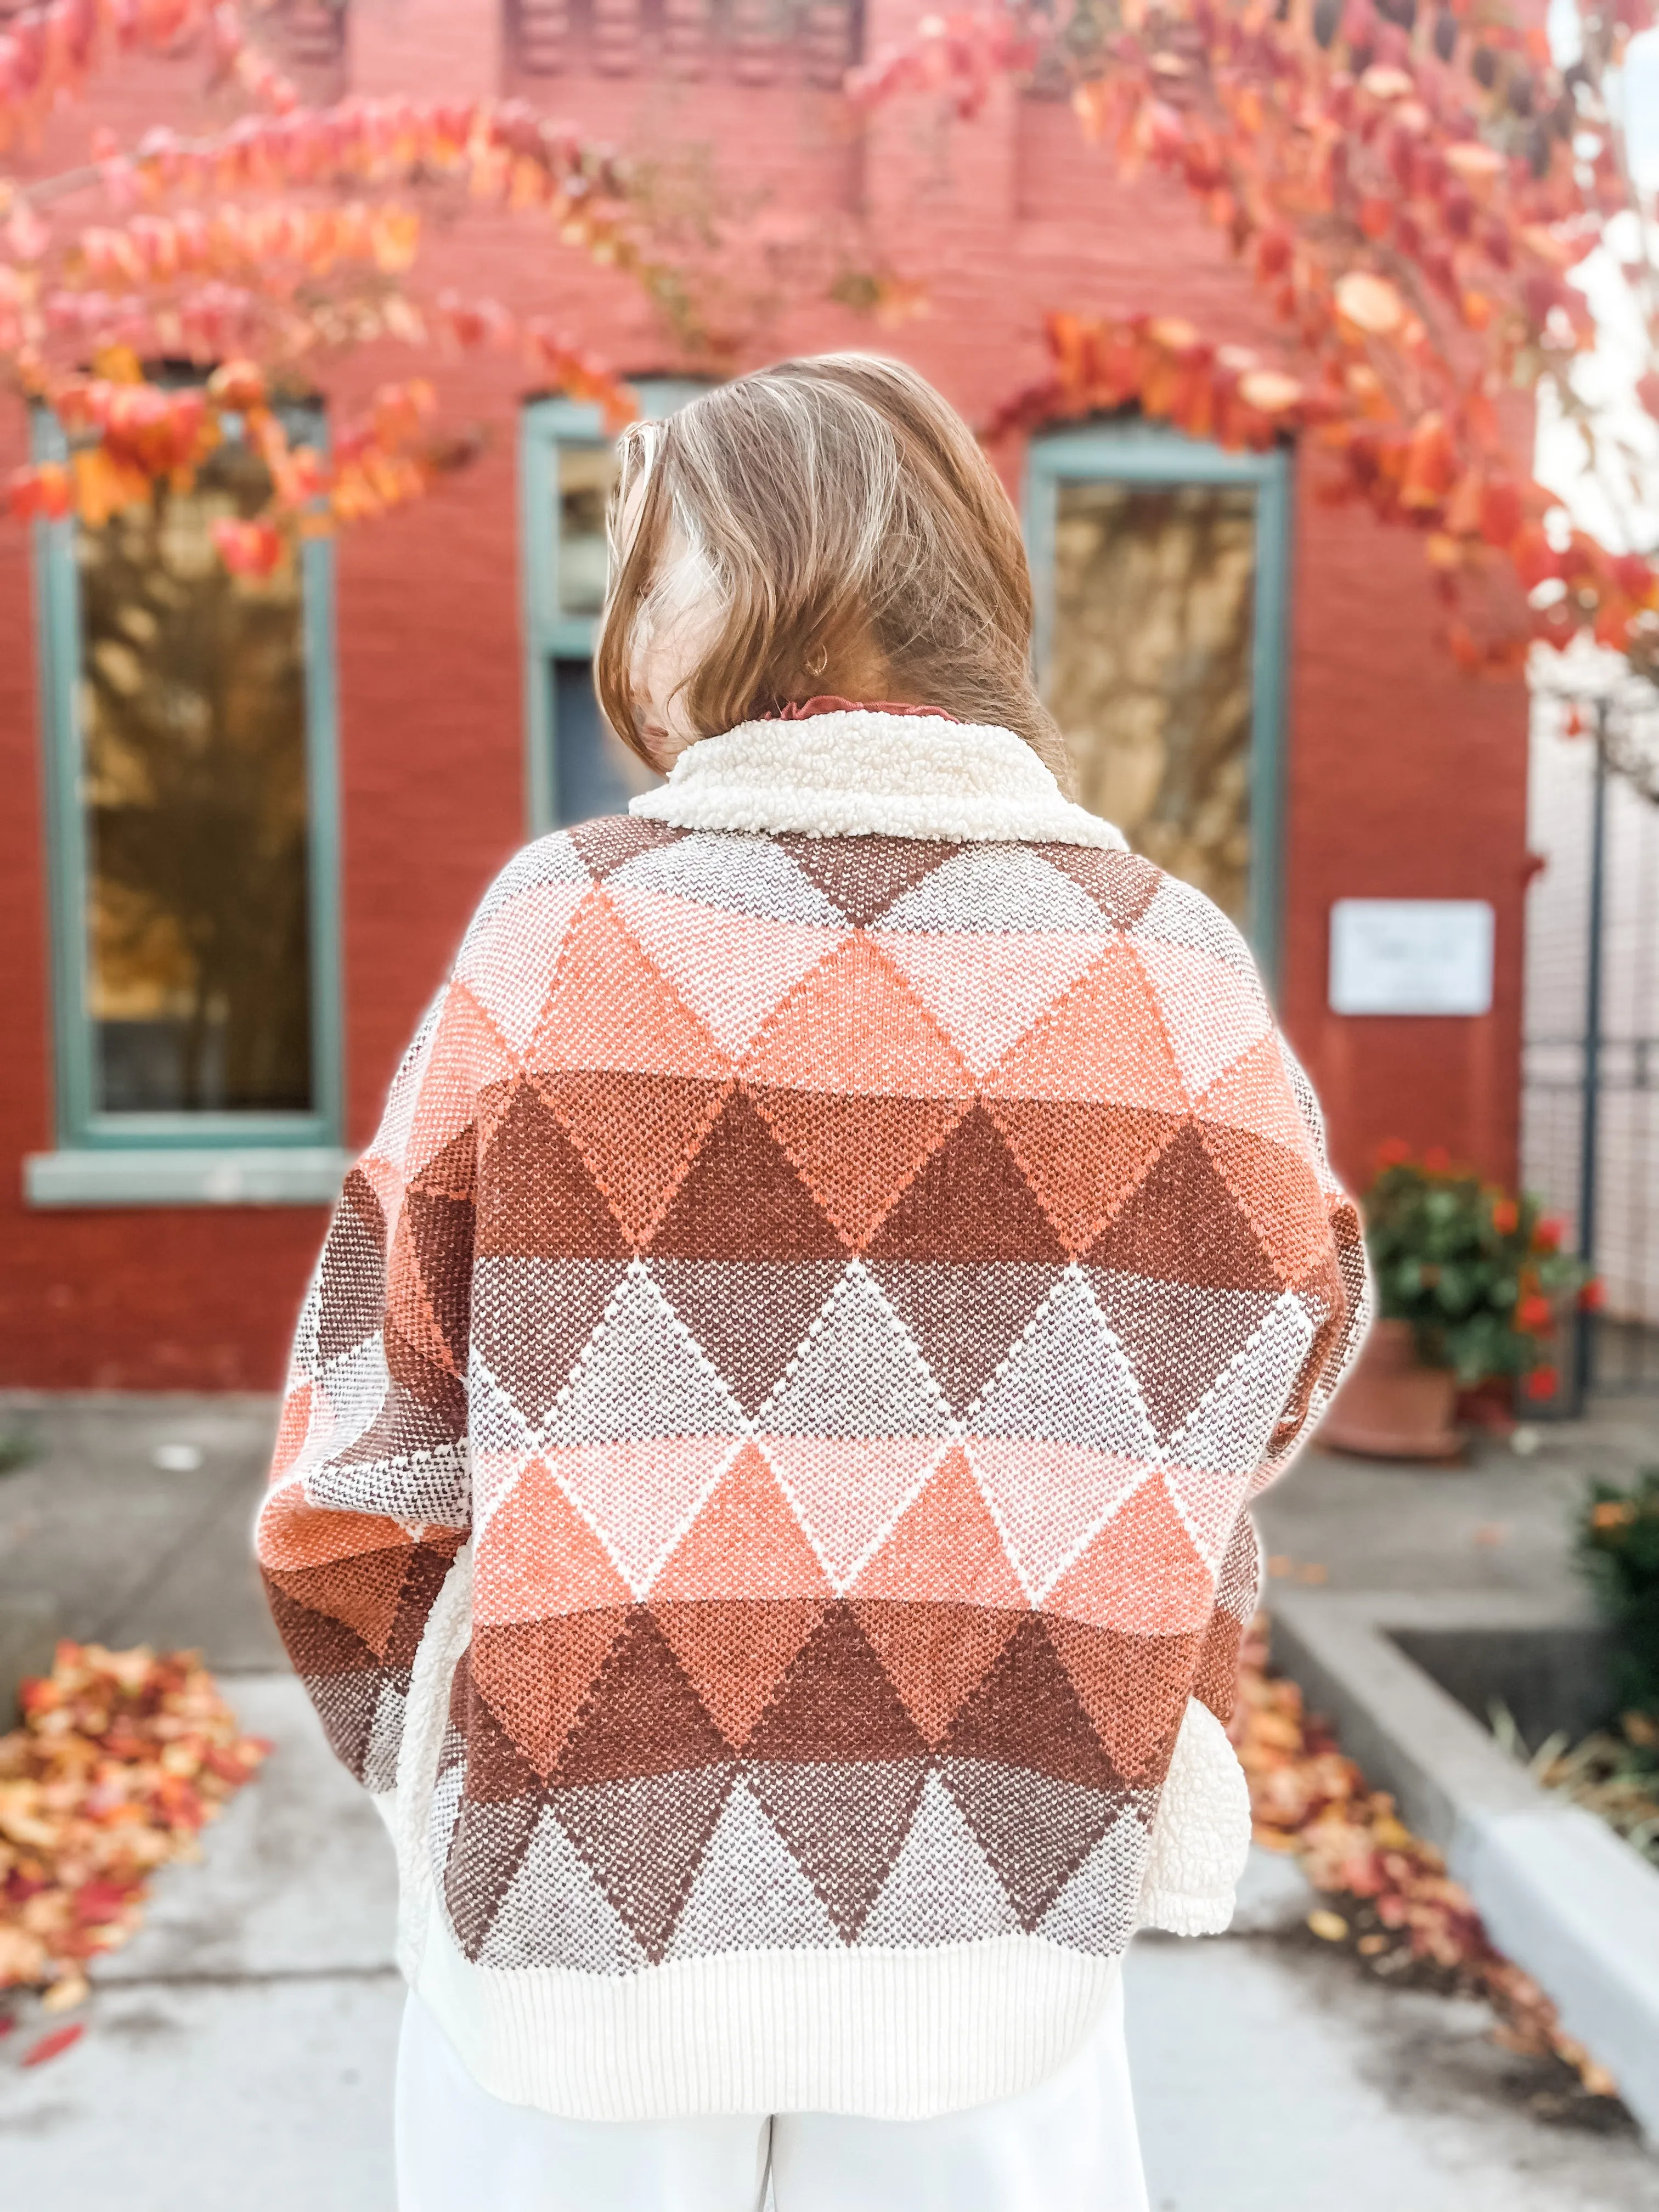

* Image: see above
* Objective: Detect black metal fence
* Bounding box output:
[1522,683,1659,1407]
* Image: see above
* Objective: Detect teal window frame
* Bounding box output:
[1024,420,1293,990]
[520,379,710,836]
[25,406,347,1208]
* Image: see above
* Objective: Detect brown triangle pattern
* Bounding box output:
[650,1596,831,1750]
[749,1087,971,1252]
[472,1612,629,1782]
[1036,843,1163,929]
[939,1758,1124,1929]
[555,1766,735,1962]
[316,1171,386,1362]
[748,1758,929,1936]
[1042,1617,1199,1786]
[866,1104,1065,1265]
[470,1258,629,1427]
[1087,1122,1283,1291]
[445,1791,545,1957]
[478,1080,630,1260]
[943,1616,1120,1794]
[863,1261,1060,1417]
[847,1597,1026,1748]
[774,833,960,926]
[647,1088,848,1261]
[649,1260,845,1418]
[555,1611,732,1786]
[745,1604,929,1764]
[567,815,682,878]
[401,1187,475,1368]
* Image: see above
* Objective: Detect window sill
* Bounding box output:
[24,1147,350,1209]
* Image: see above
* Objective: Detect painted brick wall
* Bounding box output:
[0,3,1530,1386]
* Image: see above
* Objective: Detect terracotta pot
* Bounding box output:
[1317,1318,1463,1462]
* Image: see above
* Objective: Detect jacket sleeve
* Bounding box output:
[256,980,478,1801]
[1190,1028,1373,1732]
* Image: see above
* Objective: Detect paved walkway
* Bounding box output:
[2,1394,1656,2205]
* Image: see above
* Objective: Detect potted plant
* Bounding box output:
[1319,1145,1593,1462]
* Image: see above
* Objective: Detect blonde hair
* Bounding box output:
[594,354,1074,792]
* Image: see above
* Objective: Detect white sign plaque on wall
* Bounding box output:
[1328,899,1496,1017]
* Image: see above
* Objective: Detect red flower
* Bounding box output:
[1579,1279,1605,1312]
[1490,1198,1519,1234]
[1533,1217,1564,1254]
[1375,1137,1413,1168]
[210,517,284,579]
[1523,1366,1559,1401]
[1515,1293,1552,1332]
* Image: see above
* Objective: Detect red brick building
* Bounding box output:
[0,1,1529,1389]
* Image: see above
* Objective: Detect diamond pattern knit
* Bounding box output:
[259,755,1365,2105]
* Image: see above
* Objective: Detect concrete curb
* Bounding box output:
[1271,1588,1659,2147]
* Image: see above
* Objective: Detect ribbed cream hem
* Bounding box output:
[413,1897,1122,2121]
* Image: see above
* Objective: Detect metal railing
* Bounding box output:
[1522,685,1659,1404]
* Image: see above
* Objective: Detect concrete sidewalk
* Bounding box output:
[2,1673,1653,2211]
[2,1393,1657,2206]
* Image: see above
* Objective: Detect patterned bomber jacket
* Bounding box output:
[257,709,1370,2123]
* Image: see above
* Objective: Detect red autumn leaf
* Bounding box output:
[1509,524,1560,591]
[22,2023,84,2067]
[210,517,285,578]
[71,1880,131,1926]
[1255,228,1293,279]
[1477,479,1523,548]
[1611,551,1656,601]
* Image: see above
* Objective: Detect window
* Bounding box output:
[27,404,344,1206]
[1026,422,1291,983]
[520,382,710,833]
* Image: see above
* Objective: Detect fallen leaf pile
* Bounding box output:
[1233,1617,1622,2106]
[1,1643,270,2017]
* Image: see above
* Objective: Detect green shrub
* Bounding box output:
[1364,1147,1592,1392]
[1578,1470,1659,1719]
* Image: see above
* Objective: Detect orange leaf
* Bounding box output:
[1238,368,1304,414]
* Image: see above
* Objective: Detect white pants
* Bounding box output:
[395,1980,1149,2212]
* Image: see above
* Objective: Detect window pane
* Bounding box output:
[76,438,314,1114]
[557,444,617,616]
[552,657,661,825]
[1047,481,1257,927]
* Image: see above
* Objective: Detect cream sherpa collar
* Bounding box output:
[628,709,1127,848]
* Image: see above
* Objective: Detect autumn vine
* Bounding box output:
[0,0,661,571]
[852,0,1659,680]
